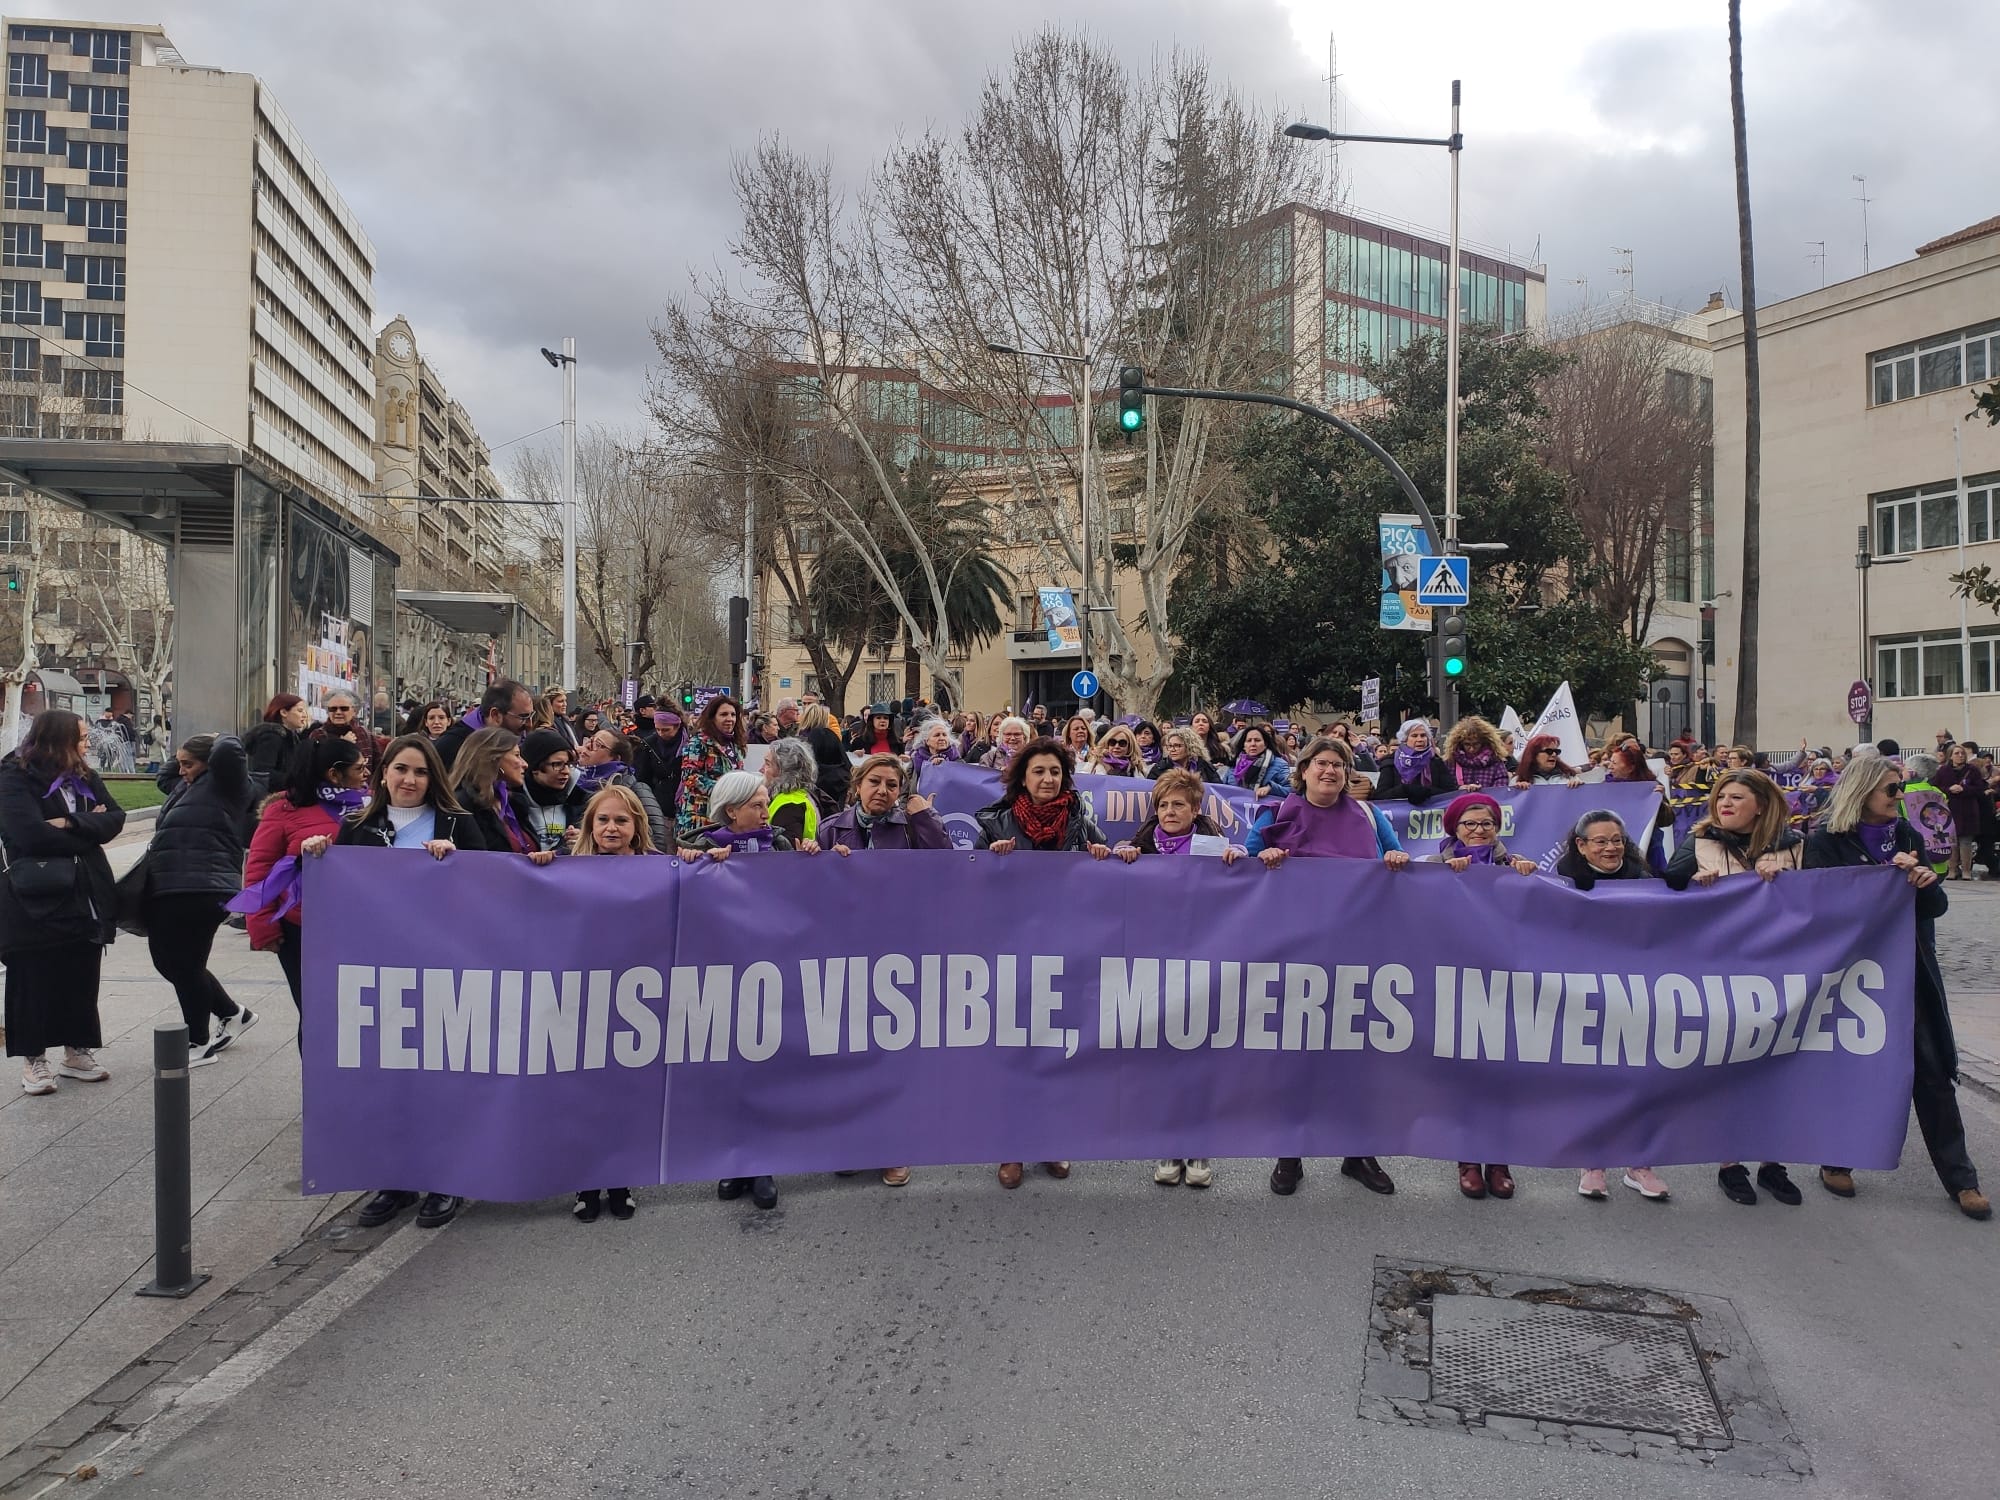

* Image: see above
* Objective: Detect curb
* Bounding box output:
[0,1192,405,1495]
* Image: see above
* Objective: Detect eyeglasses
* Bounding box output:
[1537,748,1560,757]
[1580,837,1625,850]
[1456,818,1497,831]
[1882,781,1904,793]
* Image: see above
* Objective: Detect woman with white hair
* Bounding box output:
[1374,720,1456,804]
[1804,755,1988,1219]
[979,716,1031,772]
[1150,724,1222,784]
[677,769,818,859]
[760,737,826,847]
[909,718,961,780]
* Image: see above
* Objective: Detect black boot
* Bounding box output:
[573,1190,602,1223]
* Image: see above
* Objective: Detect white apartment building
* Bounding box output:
[1,15,376,506]
[1711,216,2000,751]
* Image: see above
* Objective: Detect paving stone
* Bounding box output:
[0,1447,56,1489]
[167,1342,233,1384]
[231,1264,295,1296]
[2,1467,62,1498]
[215,1300,283,1345]
[88,1362,164,1407]
[28,1401,104,1451]
[142,1324,212,1364]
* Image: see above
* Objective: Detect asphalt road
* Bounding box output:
[91,883,2000,1500]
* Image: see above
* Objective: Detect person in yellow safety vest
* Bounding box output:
[761,737,826,846]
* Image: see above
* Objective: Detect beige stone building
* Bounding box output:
[1710,216,2000,751]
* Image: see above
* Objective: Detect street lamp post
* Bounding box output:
[1854,525,1909,744]
[540,341,578,693]
[985,339,1101,702]
[1698,591,1732,748]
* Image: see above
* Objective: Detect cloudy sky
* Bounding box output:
[26,0,1998,476]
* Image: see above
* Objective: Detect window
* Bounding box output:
[1663,526,1692,603]
[5,106,44,151]
[865,671,898,705]
[0,278,37,320]
[1251,226,1290,293]
[75,197,124,243]
[70,83,124,129]
[0,509,26,552]
[3,164,43,209]
[1,222,39,267]
[0,393,32,435]
[1873,474,2000,555]
[71,253,120,300]
[84,30,130,73]
[62,367,118,414]
[1876,627,2000,698]
[0,336,34,376]
[7,52,49,98]
[63,310,120,356]
[1870,320,2000,406]
[1016,593,1038,632]
[72,140,124,186]
[1110,505,1136,537]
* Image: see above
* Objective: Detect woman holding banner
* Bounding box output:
[827,755,950,854]
[1665,770,1806,1208]
[1245,735,1406,1200]
[1552,809,1675,1202]
[1374,720,1456,804]
[1805,758,1989,1219]
[976,741,1108,1190]
[680,770,819,862]
[450,729,551,865]
[241,736,365,1016]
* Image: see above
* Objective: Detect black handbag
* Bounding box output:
[113,851,151,936]
[1,842,81,912]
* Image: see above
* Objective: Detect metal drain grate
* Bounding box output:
[1430,1295,1728,1441]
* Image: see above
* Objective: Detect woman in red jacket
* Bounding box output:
[239,737,365,1020]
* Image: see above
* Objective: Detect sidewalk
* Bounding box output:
[0,830,345,1458]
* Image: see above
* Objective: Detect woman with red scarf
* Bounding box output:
[974,742,1108,1189]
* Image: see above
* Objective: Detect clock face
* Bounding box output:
[387,331,413,360]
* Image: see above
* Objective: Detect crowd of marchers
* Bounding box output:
[0,678,1987,1231]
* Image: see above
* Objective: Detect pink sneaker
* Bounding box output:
[1576,1169,1609,1200]
[1622,1167,1671,1200]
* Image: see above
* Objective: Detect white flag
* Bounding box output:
[1527,681,1590,769]
[1498,705,1527,759]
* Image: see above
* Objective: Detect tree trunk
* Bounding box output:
[1728,0,1760,746]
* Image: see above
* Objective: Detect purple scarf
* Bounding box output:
[912,744,960,772]
[1857,821,1899,866]
[1232,753,1257,783]
[1392,744,1434,784]
[1153,829,1194,856]
[706,823,780,852]
[1447,840,1498,864]
[1454,747,1509,789]
[492,785,531,853]
[576,760,629,795]
[1260,793,1379,859]
[316,785,368,817]
[1100,753,1132,775]
[225,855,302,920]
[44,772,94,807]
[459,707,486,733]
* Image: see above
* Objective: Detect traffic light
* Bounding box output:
[680,683,697,710]
[1438,611,1468,679]
[3,570,16,591]
[1118,366,1144,433]
[727,594,748,666]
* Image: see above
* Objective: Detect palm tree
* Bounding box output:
[812,457,1014,707]
[1728,0,1761,745]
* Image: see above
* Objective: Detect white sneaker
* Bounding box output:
[56,1048,108,1082]
[1183,1158,1214,1188]
[1153,1158,1183,1185]
[224,1008,259,1039]
[21,1055,56,1095]
[189,1035,233,1067]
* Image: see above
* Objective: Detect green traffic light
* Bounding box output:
[1119,407,1142,432]
[1443,656,1466,677]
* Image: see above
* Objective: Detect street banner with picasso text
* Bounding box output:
[917,761,1665,872]
[301,848,1916,1202]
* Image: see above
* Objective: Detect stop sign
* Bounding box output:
[1847,679,1872,725]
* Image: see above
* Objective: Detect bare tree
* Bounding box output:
[1728,0,1762,743]
[514,428,729,694]
[1538,321,1709,642]
[76,524,173,728]
[653,30,1319,717]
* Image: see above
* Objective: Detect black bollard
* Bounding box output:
[136,1022,211,1299]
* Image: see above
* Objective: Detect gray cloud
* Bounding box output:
[19,0,1999,472]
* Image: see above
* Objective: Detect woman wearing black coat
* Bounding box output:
[1373,720,1457,804]
[1804,756,1989,1220]
[799,704,851,808]
[242,692,309,804]
[144,733,256,1066]
[1,711,126,1096]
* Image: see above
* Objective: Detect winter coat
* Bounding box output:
[0,755,125,952]
[801,726,850,807]
[1128,812,1225,853]
[674,731,745,836]
[334,804,490,851]
[242,721,301,797]
[465,782,540,857]
[1804,821,1954,1076]
[1663,825,1804,889]
[680,826,795,854]
[242,797,340,950]
[1940,762,1987,844]
[523,779,591,853]
[1372,753,1458,805]
[1150,754,1222,785]
[1553,843,1656,890]
[308,720,381,768]
[631,729,685,818]
[432,714,483,770]
[1231,750,1294,800]
[822,801,953,851]
[146,735,250,897]
[972,795,1107,853]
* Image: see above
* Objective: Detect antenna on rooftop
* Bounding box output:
[1610,247,1634,301]
[1807,241,1827,288]
[1852,175,1872,274]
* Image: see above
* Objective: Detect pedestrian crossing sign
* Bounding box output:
[1414,555,1469,606]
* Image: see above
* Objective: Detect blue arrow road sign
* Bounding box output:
[1414,554,1470,606]
[1071,669,1100,700]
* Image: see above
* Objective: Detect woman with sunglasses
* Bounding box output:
[1085,723,1145,777]
[1512,734,1584,788]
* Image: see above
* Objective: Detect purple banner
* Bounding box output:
[301,849,1916,1202]
[919,761,1664,870]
